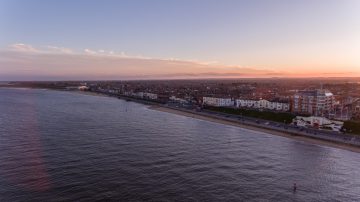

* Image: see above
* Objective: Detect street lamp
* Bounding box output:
[283,120,286,128]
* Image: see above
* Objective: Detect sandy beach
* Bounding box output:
[150,105,360,153]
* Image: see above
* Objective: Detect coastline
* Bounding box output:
[149,105,360,153]
[0,86,109,98]
[3,87,359,153]
[72,90,110,98]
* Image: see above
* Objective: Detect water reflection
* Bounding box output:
[0,89,50,191]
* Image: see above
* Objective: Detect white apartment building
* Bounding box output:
[123,91,158,100]
[203,97,234,107]
[236,98,290,112]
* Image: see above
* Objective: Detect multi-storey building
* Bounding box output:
[202,97,234,107]
[235,98,290,112]
[123,91,158,100]
[292,89,335,116]
[345,98,360,120]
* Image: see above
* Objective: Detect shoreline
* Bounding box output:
[149,105,360,153]
[3,87,360,153]
[71,90,111,98]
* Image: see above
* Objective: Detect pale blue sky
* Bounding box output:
[0,0,360,80]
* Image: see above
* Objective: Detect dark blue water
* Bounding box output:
[0,88,360,201]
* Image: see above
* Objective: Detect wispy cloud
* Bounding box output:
[9,43,39,53]
[9,43,74,54]
[45,46,73,54]
[0,43,289,80]
[83,48,97,55]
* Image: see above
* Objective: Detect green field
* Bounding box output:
[343,121,360,135]
[204,106,296,124]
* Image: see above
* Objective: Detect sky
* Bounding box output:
[0,0,360,80]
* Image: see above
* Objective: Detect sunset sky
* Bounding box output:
[1,0,360,80]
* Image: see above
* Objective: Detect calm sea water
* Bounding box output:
[0,88,360,202]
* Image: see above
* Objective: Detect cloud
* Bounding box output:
[9,43,39,53]
[0,43,288,80]
[83,48,135,58]
[45,46,73,54]
[322,72,356,75]
[9,43,74,54]
[84,48,97,55]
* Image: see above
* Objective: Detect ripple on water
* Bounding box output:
[0,88,360,202]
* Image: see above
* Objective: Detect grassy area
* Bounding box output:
[204,106,296,124]
[343,121,360,135]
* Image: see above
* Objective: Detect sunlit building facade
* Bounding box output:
[292,89,335,116]
[202,97,234,107]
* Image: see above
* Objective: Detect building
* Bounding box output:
[269,98,291,111]
[346,98,360,121]
[135,92,144,98]
[143,92,158,100]
[78,86,89,91]
[353,99,360,118]
[169,96,189,104]
[292,89,335,116]
[236,99,258,108]
[203,97,234,107]
[333,103,352,121]
[123,91,158,100]
[292,116,343,132]
[235,98,290,112]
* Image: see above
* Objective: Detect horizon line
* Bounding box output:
[2,76,360,83]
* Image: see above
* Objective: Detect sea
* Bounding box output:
[0,88,359,201]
